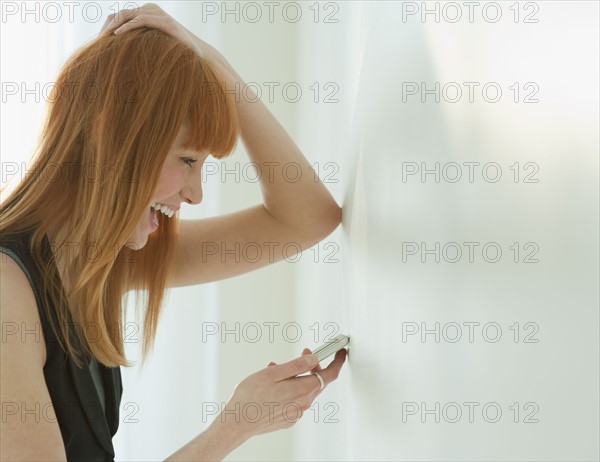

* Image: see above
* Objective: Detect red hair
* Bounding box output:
[0,27,240,367]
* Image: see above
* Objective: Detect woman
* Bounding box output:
[0,4,347,460]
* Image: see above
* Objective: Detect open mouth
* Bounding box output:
[151,202,176,218]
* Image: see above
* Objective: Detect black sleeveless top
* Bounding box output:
[0,231,123,461]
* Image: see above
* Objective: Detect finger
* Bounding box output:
[306,372,325,392]
[313,348,347,387]
[113,7,138,25]
[113,12,147,35]
[267,353,319,382]
[114,13,172,36]
[100,13,116,32]
[267,361,276,367]
[103,8,137,32]
[302,348,322,372]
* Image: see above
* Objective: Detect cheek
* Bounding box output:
[154,166,184,197]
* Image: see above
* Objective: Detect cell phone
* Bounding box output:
[312,334,350,362]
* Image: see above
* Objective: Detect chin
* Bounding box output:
[125,236,148,251]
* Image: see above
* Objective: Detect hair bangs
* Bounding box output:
[182,58,241,159]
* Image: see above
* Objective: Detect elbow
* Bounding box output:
[284,203,342,246]
[311,204,343,240]
[327,204,343,233]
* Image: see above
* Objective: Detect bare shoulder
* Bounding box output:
[0,252,46,367]
[0,253,67,460]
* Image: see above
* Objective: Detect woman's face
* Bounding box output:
[126,123,208,250]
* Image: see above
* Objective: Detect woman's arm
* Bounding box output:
[166,49,344,286]
[210,56,343,236]
[0,257,68,461]
[163,350,346,461]
[106,4,343,287]
[163,416,246,461]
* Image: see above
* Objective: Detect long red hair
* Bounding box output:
[0,27,240,367]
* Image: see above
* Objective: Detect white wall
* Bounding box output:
[292,1,599,460]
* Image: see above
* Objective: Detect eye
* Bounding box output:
[181,157,197,168]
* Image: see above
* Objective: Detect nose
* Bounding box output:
[181,178,203,205]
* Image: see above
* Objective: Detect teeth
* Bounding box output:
[152,202,175,218]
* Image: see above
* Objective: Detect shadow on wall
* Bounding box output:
[341,3,458,457]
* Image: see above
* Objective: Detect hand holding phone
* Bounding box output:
[312,334,350,362]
